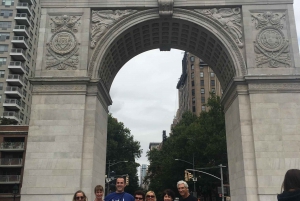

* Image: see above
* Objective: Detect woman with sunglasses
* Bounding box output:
[145,191,156,201]
[162,189,175,201]
[73,190,88,201]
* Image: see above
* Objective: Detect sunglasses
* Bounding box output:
[146,195,155,198]
[135,197,143,200]
[76,196,85,200]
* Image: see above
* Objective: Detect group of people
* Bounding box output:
[72,177,196,201]
[72,169,300,201]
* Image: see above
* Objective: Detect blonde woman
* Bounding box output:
[145,191,156,201]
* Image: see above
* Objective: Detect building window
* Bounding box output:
[0,21,11,29]
[0,82,3,90]
[201,88,205,94]
[0,94,1,102]
[0,44,8,52]
[200,80,204,86]
[0,9,13,17]
[191,72,194,79]
[191,64,194,70]
[202,105,206,111]
[192,97,195,104]
[192,106,196,112]
[0,57,6,65]
[192,80,194,87]
[200,72,204,78]
[0,32,10,40]
[2,0,14,6]
[192,89,195,96]
[0,70,4,78]
[23,89,26,97]
[190,56,195,62]
[210,72,215,77]
[201,96,205,103]
[199,64,203,68]
[211,80,215,86]
[212,88,216,93]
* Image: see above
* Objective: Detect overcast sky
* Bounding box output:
[109,3,300,168]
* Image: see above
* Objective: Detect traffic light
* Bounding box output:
[188,172,193,180]
[126,175,129,186]
[184,170,189,181]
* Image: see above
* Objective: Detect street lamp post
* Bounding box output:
[106,160,128,196]
[175,154,197,197]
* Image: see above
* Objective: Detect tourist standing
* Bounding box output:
[277,169,300,201]
[177,181,197,201]
[105,177,134,201]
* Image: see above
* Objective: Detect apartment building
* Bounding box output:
[0,125,28,201]
[0,0,41,125]
[173,52,222,125]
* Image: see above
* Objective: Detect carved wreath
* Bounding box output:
[46,15,81,70]
[252,11,291,68]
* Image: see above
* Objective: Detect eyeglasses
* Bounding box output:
[135,197,143,200]
[146,195,155,198]
[76,196,85,200]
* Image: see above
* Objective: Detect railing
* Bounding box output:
[4,99,21,106]
[0,175,21,183]
[12,36,28,45]
[14,25,29,32]
[0,142,24,149]
[0,158,22,166]
[2,111,20,119]
[5,86,22,94]
[11,48,26,55]
[9,61,25,68]
[17,2,30,8]
[7,74,24,82]
[15,13,29,20]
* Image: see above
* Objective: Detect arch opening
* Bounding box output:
[92,13,245,92]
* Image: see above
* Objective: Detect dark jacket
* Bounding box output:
[277,190,300,201]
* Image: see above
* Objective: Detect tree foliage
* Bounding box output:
[106,114,142,195]
[145,94,228,199]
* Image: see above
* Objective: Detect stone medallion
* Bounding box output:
[256,27,285,52]
[49,31,77,55]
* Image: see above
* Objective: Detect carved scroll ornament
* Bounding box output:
[195,8,243,48]
[90,10,136,49]
[46,15,81,70]
[158,0,174,17]
[251,11,291,68]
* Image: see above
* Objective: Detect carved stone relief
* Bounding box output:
[46,15,81,70]
[90,10,137,49]
[251,11,291,68]
[158,0,174,17]
[195,8,243,48]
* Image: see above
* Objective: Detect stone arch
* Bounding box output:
[88,8,246,91]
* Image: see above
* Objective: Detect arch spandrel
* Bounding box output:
[88,8,247,91]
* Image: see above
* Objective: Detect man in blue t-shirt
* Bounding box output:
[105,177,134,201]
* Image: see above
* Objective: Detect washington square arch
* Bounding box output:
[19,0,300,201]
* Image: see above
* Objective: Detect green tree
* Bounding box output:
[145,93,227,200]
[106,114,142,195]
[0,117,18,125]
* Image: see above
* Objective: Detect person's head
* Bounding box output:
[163,189,175,201]
[73,190,87,201]
[134,190,145,201]
[177,180,189,198]
[145,191,156,201]
[115,177,126,193]
[282,169,300,192]
[94,185,104,200]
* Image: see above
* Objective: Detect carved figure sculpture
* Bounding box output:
[90,10,136,49]
[197,8,243,48]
